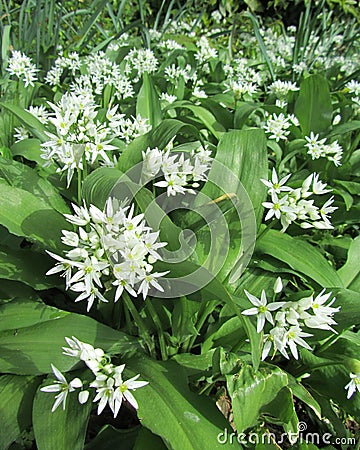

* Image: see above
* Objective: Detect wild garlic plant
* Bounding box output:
[46,197,168,311]
[41,337,148,417]
[242,277,340,361]
[261,169,337,232]
[142,144,213,196]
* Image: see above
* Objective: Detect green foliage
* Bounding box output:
[0,0,359,448]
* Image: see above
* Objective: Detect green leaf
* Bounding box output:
[301,350,360,418]
[0,298,68,332]
[82,167,181,251]
[234,102,257,129]
[126,356,239,450]
[204,129,267,227]
[255,229,343,288]
[226,364,288,432]
[82,167,124,209]
[136,73,162,128]
[0,183,70,251]
[329,288,360,329]
[186,129,266,290]
[156,258,262,369]
[134,428,167,450]
[287,376,322,420]
[171,100,225,139]
[0,102,48,142]
[0,308,141,375]
[85,425,140,450]
[11,138,43,164]
[294,75,332,136]
[0,156,69,214]
[33,379,91,450]
[0,375,40,450]
[328,120,360,138]
[338,235,360,290]
[0,246,53,290]
[263,386,296,424]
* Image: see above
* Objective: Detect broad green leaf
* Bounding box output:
[200,98,233,130]
[328,120,360,138]
[202,316,246,352]
[0,183,71,251]
[287,376,322,420]
[0,102,48,142]
[0,375,40,450]
[0,280,36,300]
[0,309,141,375]
[255,229,343,288]
[226,364,288,432]
[300,350,360,418]
[82,167,124,209]
[234,102,257,129]
[11,138,43,164]
[134,428,167,450]
[0,246,53,290]
[82,167,181,251]
[263,386,296,425]
[203,129,267,227]
[338,235,360,290]
[117,119,199,173]
[329,288,360,330]
[170,100,225,139]
[126,356,239,450]
[85,425,140,450]
[0,156,69,214]
[0,298,68,332]
[136,73,162,128]
[33,379,91,450]
[294,75,332,136]
[156,259,262,369]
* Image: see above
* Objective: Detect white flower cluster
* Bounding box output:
[268,80,299,108]
[224,58,263,99]
[194,36,218,64]
[124,48,158,79]
[158,39,184,51]
[41,336,148,416]
[346,80,360,115]
[345,372,360,399]
[164,63,193,84]
[242,278,340,361]
[40,93,117,186]
[46,198,168,310]
[13,127,30,143]
[142,145,212,196]
[6,50,38,87]
[107,106,152,144]
[263,112,299,142]
[27,105,50,124]
[305,132,343,166]
[45,50,134,100]
[261,169,337,232]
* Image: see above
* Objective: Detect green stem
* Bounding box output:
[294,361,344,379]
[317,329,344,354]
[123,292,155,357]
[82,155,88,180]
[146,300,168,360]
[183,301,216,353]
[77,168,82,205]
